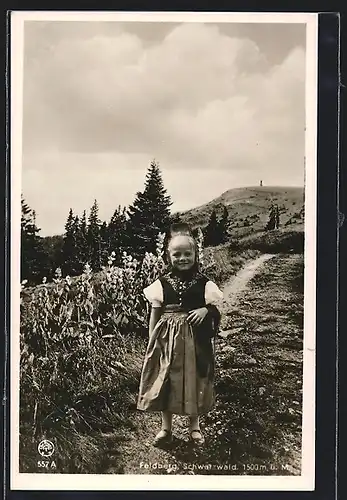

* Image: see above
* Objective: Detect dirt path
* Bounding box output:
[104,253,303,476]
[218,254,276,311]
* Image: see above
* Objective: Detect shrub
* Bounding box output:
[20,236,167,445]
[230,230,304,254]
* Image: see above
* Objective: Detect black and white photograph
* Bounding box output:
[10,11,317,491]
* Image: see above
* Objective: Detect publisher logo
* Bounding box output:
[38,440,55,458]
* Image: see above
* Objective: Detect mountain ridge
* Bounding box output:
[177,185,304,237]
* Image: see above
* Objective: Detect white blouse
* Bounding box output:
[143,279,223,308]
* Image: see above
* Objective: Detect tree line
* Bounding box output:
[22,160,174,284]
[21,159,281,285]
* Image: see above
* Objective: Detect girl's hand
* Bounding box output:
[187,307,208,325]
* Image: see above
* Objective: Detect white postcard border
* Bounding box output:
[10,10,318,491]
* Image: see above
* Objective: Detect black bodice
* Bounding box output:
[159,272,208,310]
[158,271,220,378]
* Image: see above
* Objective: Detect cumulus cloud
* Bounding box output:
[21,20,306,235]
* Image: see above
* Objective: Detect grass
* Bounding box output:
[19,332,146,473]
[124,253,303,476]
[94,252,304,476]
[198,253,304,475]
[179,186,304,236]
[19,244,304,475]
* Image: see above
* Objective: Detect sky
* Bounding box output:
[21,18,307,236]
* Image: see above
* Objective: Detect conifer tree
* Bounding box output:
[61,209,81,275]
[204,209,220,246]
[21,196,48,283]
[108,205,128,259]
[88,199,102,270]
[127,160,172,255]
[77,209,89,267]
[100,221,109,265]
[265,204,277,231]
[218,205,229,243]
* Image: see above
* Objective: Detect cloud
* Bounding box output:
[21,21,306,235]
[23,22,305,161]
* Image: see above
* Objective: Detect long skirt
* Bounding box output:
[137,310,215,415]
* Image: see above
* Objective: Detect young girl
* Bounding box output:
[137,223,223,446]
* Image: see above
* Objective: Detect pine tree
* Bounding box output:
[100,221,109,265]
[88,199,102,270]
[127,160,172,255]
[108,205,128,259]
[77,209,89,267]
[21,196,48,283]
[265,204,277,231]
[42,235,64,278]
[61,209,81,275]
[204,209,220,246]
[218,205,229,243]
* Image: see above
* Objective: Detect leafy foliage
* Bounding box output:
[20,238,167,446]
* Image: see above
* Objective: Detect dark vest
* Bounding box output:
[158,272,221,340]
[158,272,219,379]
[159,273,208,310]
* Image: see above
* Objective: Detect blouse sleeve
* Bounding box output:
[143,279,163,307]
[205,280,223,305]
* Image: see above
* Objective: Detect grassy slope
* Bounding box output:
[102,253,304,475]
[21,251,304,475]
[179,186,304,238]
[20,186,305,474]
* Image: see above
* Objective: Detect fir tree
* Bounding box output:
[218,205,229,243]
[77,209,89,267]
[21,196,48,283]
[204,209,220,246]
[88,200,102,270]
[100,221,109,265]
[127,160,172,255]
[61,209,81,275]
[108,205,128,259]
[42,235,64,278]
[265,204,278,231]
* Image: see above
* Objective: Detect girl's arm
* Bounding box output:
[148,306,162,336]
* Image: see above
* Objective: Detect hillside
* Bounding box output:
[177,186,305,238]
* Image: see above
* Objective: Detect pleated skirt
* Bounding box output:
[137,310,215,415]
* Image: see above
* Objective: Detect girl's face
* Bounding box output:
[168,236,196,271]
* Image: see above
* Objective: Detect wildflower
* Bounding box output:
[65,276,72,286]
[156,232,166,258]
[196,227,204,267]
[55,268,62,278]
[83,263,92,275]
[42,277,47,284]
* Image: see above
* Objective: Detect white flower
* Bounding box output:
[55,267,62,277]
